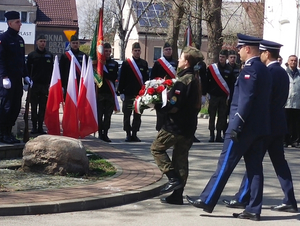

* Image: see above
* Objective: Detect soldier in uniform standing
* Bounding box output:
[222,40,298,213]
[207,49,235,142]
[151,46,203,205]
[0,11,32,144]
[97,43,119,142]
[59,35,87,97]
[117,42,149,142]
[186,34,272,221]
[227,50,240,78]
[26,34,53,134]
[150,42,178,131]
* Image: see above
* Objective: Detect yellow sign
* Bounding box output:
[63,30,77,41]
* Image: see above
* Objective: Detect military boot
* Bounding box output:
[208,130,215,142]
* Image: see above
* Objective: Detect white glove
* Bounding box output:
[3,78,11,89]
[23,84,29,91]
[120,94,125,101]
[201,95,206,105]
[25,76,33,88]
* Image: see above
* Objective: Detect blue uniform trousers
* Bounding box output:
[199,132,265,214]
[234,135,297,207]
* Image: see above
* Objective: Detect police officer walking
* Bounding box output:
[222,40,298,213]
[117,42,149,142]
[26,34,53,134]
[150,42,178,131]
[186,34,272,221]
[0,11,32,144]
[59,35,87,96]
[97,43,119,142]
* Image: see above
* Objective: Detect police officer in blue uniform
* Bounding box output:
[222,40,298,213]
[186,34,272,221]
[0,11,32,144]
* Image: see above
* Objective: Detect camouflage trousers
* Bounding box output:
[150,129,193,185]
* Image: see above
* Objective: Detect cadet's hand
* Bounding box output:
[201,95,206,105]
[230,129,240,142]
[3,78,11,89]
[25,76,33,88]
[120,94,125,101]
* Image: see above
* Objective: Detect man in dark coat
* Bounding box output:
[0,11,32,144]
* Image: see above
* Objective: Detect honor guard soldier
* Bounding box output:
[59,35,87,97]
[150,42,178,131]
[222,40,298,213]
[207,49,235,142]
[0,11,33,144]
[151,46,203,205]
[117,42,149,142]
[26,34,54,134]
[97,43,119,142]
[227,50,240,78]
[186,34,272,221]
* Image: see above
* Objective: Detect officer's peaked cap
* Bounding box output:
[4,11,20,20]
[236,33,262,48]
[259,40,283,51]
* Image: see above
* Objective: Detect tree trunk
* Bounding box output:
[203,0,223,65]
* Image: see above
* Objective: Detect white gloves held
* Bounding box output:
[120,94,125,101]
[3,78,11,89]
[25,76,33,88]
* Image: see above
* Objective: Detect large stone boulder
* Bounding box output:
[21,135,89,176]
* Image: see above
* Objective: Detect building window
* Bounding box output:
[153,47,162,61]
[21,12,27,23]
[0,11,5,22]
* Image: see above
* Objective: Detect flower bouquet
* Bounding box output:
[134,77,177,114]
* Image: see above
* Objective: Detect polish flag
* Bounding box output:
[78,55,87,97]
[44,55,63,135]
[62,55,79,138]
[78,57,98,138]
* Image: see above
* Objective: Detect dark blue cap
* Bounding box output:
[236,33,262,48]
[4,11,20,20]
[259,40,283,51]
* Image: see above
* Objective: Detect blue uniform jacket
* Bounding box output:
[268,61,289,136]
[226,56,272,137]
[0,27,27,97]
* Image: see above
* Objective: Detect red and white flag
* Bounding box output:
[62,55,79,138]
[44,55,63,135]
[78,55,87,97]
[77,57,98,138]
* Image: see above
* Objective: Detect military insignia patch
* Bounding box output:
[244,74,250,79]
[175,90,180,94]
[170,96,177,104]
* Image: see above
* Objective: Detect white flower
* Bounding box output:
[153,95,158,100]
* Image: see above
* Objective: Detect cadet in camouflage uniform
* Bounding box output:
[151,46,203,205]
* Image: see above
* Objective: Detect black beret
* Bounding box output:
[132,42,141,50]
[5,11,20,20]
[163,42,171,49]
[228,50,237,56]
[37,34,46,40]
[219,49,228,57]
[103,43,111,48]
[70,35,79,42]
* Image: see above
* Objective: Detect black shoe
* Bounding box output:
[271,204,298,213]
[125,135,132,142]
[193,136,201,143]
[131,135,141,142]
[160,195,183,205]
[160,178,183,194]
[2,135,14,144]
[10,134,20,143]
[186,195,213,213]
[38,128,47,134]
[100,134,111,142]
[31,128,38,134]
[215,136,224,143]
[222,199,246,209]
[233,210,260,221]
[208,136,214,142]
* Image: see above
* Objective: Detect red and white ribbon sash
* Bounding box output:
[103,65,120,112]
[127,57,143,86]
[134,96,142,114]
[157,57,176,79]
[208,63,230,97]
[65,50,82,75]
